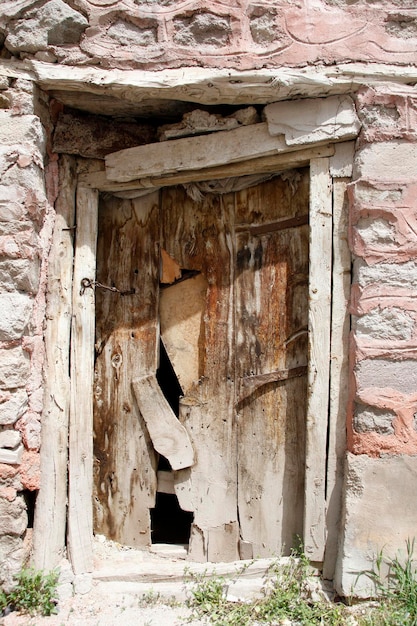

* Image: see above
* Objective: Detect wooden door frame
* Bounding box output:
[35,134,354,575]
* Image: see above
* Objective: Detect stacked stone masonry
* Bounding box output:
[1,0,417,70]
[0,79,52,591]
[350,84,417,457]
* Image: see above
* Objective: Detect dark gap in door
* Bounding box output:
[152,339,192,544]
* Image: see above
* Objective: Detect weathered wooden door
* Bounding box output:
[93,171,309,559]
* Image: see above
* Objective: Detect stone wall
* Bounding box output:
[335,82,417,595]
[0,79,53,591]
[1,0,417,70]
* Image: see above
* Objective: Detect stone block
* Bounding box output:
[106,20,157,47]
[249,12,277,45]
[353,405,395,435]
[5,0,88,53]
[73,573,93,595]
[0,346,30,390]
[0,390,28,426]
[0,112,45,148]
[354,217,396,249]
[0,429,21,450]
[335,453,417,597]
[0,185,26,222]
[354,259,417,289]
[0,494,27,536]
[354,307,415,341]
[0,534,25,593]
[354,141,417,180]
[264,95,360,145]
[356,358,417,396]
[0,444,24,465]
[0,293,33,341]
[0,259,40,294]
[173,13,230,47]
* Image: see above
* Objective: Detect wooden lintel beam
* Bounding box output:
[79,145,334,192]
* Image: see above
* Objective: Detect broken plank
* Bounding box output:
[132,374,195,471]
[80,145,334,192]
[303,158,333,562]
[67,185,98,574]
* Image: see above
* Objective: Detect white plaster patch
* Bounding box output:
[354,307,415,341]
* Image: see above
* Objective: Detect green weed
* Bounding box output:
[2,567,59,616]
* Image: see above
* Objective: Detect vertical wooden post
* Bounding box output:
[33,156,77,570]
[304,158,332,561]
[323,177,351,578]
[67,185,98,574]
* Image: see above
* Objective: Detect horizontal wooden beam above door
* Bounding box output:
[79,145,334,193]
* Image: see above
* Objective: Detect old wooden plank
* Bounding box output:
[236,173,310,558]
[323,178,351,579]
[33,155,76,571]
[1,58,417,107]
[160,186,237,562]
[105,123,293,183]
[131,374,194,471]
[79,145,334,192]
[93,192,159,548]
[67,185,98,574]
[303,158,333,562]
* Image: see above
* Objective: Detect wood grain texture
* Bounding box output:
[304,158,333,562]
[33,155,76,571]
[93,193,159,548]
[235,173,309,557]
[131,374,194,470]
[67,185,98,574]
[323,178,351,579]
[160,186,238,562]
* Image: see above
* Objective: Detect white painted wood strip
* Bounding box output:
[304,158,333,562]
[105,123,288,182]
[323,178,351,579]
[80,145,334,192]
[33,156,76,571]
[132,374,195,471]
[67,186,98,574]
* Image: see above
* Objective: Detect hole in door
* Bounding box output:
[150,493,193,544]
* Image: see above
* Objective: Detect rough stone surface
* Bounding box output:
[106,20,157,47]
[5,0,88,53]
[335,454,417,597]
[0,112,45,148]
[354,142,417,180]
[354,307,415,341]
[0,346,30,390]
[0,390,28,427]
[0,494,27,537]
[0,534,25,593]
[353,405,395,435]
[0,293,33,341]
[0,429,22,450]
[173,13,231,47]
[356,358,417,396]
[0,258,40,293]
[355,259,417,289]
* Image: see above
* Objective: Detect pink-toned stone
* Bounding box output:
[18,450,40,491]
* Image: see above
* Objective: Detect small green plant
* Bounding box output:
[186,552,347,625]
[6,567,59,616]
[356,539,417,626]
